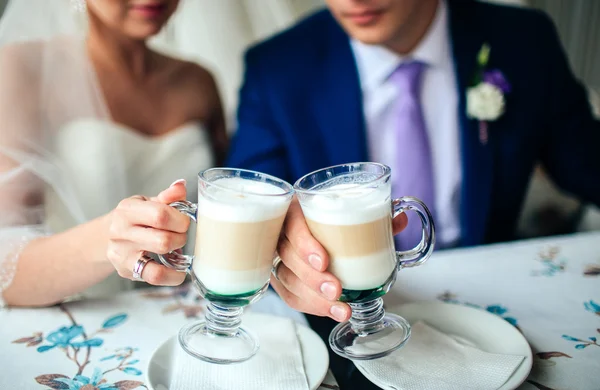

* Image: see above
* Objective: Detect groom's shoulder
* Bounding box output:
[459,0,558,40]
[244,9,340,67]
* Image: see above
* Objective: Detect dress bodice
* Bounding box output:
[44,119,214,298]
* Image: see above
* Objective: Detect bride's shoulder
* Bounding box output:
[156,52,220,103]
[159,53,216,88]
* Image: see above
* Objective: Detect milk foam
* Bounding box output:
[301,184,390,225]
[198,177,290,222]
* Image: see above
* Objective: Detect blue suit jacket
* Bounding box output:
[227,0,600,247]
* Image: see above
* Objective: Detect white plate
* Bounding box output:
[146,315,329,390]
[355,301,533,390]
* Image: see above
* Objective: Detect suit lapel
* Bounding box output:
[448,0,494,246]
[313,13,368,165]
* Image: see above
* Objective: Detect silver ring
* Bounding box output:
[133,254,152,281]
[272,255,284,282]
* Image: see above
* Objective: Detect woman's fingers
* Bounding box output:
[135,259,186,286]
[117,226,187,255]
[152,179,187,204]
[107,181,190,286]
[116,198,190,233]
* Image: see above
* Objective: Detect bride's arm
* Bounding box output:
[2,184,191,307]
[2,216,115,307]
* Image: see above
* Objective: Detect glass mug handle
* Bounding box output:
[392,196,436,269]
[155,200,197,272]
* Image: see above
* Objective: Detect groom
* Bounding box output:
[227,0,600,386]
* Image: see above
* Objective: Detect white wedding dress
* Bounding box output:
[45,119,214,299]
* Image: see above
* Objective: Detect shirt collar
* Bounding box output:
[350,0,451,90]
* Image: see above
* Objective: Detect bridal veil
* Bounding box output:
[0,0,125,304]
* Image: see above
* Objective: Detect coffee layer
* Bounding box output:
[306,216,393,258]
[193,214,285,271]
[305,216,396,290]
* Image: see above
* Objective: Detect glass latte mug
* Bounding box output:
[156,168,294,364]
[294,162,435,360]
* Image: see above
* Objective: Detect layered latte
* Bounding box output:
[302,184,396,292]
[193,177,289,296]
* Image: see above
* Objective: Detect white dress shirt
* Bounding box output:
[350,0,462,247]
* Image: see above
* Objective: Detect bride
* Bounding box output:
[0,0,228,307]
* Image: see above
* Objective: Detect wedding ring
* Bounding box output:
[272,255,284,282]
[132,254,152,281]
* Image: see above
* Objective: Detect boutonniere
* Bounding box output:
[466,43,511,145]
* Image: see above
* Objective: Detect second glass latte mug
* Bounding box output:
[294,162,435,360]
[156,168,294,364]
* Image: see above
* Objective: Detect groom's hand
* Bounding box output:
[271,198,350,322]
[271,198,408,322]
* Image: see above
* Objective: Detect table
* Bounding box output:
[0,288,339,389]
[386,231,600,390]
[2,231,599,389]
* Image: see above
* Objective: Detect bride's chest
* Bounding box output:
[45,120,214,224]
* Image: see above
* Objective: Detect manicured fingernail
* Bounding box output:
[308,254,322,270]
[170,179,186,187]
[330,305,347,322]
[320,282,337,300]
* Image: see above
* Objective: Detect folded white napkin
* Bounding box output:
[170,314,309,390]
[355,321,525,390]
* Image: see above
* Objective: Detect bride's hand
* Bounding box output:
[106,180,190,285]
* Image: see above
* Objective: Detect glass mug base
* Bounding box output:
[328,298,411,360]
[179,320,259,364]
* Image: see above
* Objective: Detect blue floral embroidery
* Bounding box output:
[437,292,520,328]
[102,314,128,329]
[13,305,145,389]
[532,246,566,277]
[54,368,116,390]
[37,325,103,352]
[561,300,600,350]
[561,333,599,350]
[584,300,600,316]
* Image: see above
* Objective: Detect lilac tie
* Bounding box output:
[390,61,436,251]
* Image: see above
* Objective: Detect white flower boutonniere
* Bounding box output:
[466,43,511,145]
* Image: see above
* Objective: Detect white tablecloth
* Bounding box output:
[386,231,600,390]
[1,231,599,390]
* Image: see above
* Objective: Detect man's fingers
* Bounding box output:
[278,236,341,300]
[283,198,328,271]
[270,269,351,322]
[392,212,409,235]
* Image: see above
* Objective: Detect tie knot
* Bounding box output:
[390,61,426,96]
